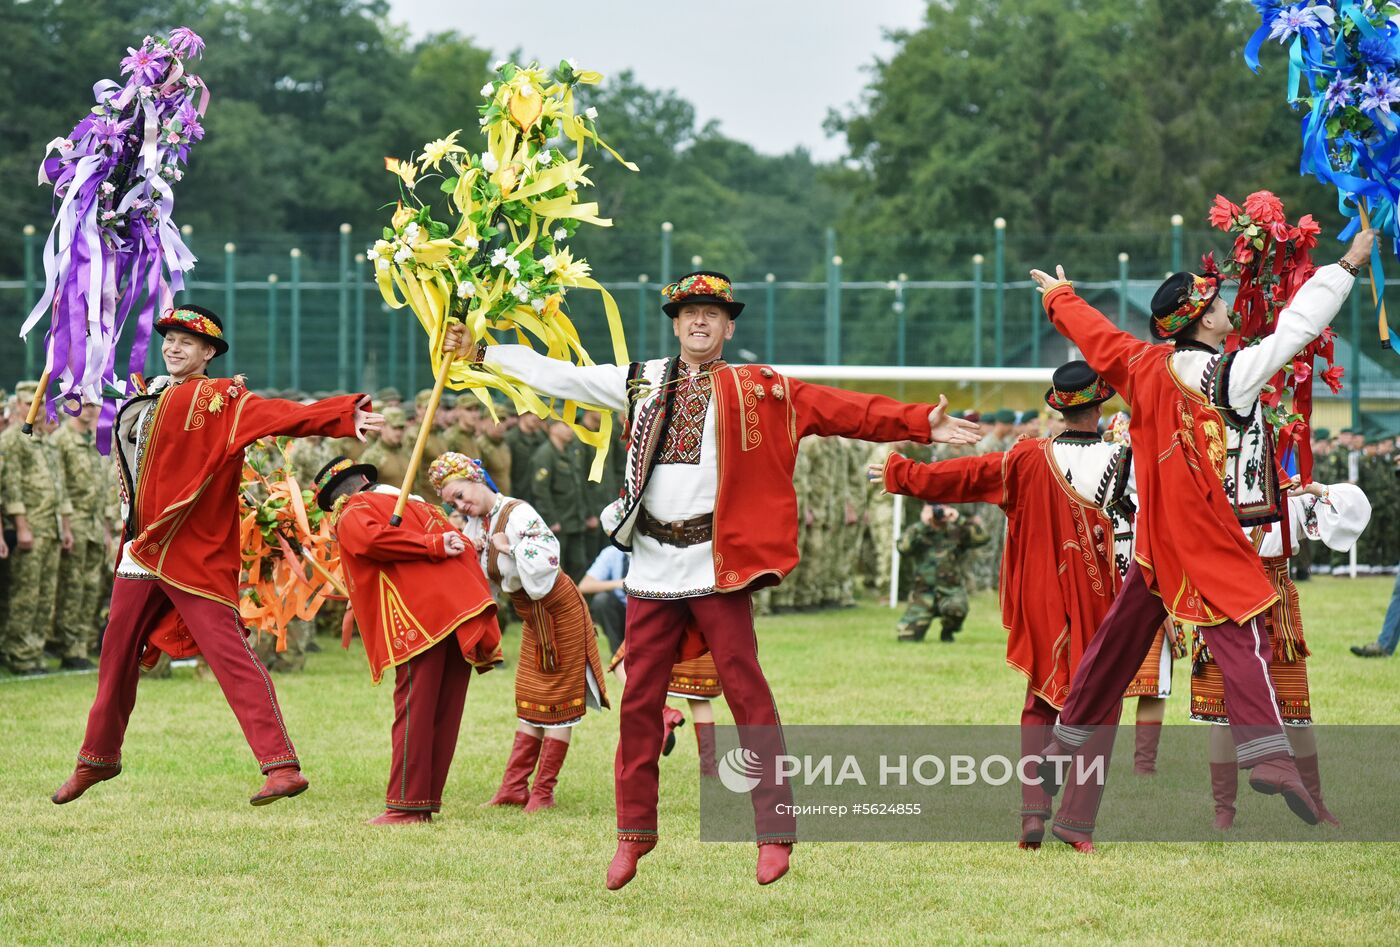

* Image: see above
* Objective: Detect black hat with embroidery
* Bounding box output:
[313,456,378,512]
[155,304,229,356]
[1045,360,1115,412]
[661,270,745,319]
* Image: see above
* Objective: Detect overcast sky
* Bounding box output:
[388,0,927,161]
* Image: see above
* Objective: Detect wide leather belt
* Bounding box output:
[637,508,713,547]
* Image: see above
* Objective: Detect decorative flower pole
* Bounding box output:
[1246,1,1400,354]
[20,28,210,447]
[370,59,637,525]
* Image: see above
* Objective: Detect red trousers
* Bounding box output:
[1022,689,1115,835]
[616,591,795,844]
[1054,563,1292,768]
[79,577,298,772]
[387,639,472,812]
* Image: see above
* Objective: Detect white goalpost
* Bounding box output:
[770,362,1056,608]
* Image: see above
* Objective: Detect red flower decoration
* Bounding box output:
[1322,364,1345,394]
[1233,234,1255,265]
[1208,194,1243,231]
[1292,214,1321,250]
[1244,190,1285,225]
[1291,358,1312,384]
[1269,220,1292,242]
[1200,250,1218,275]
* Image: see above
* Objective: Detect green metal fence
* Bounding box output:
[4,220,1399,430]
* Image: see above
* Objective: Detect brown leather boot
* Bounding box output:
[1134,723,1162,776]
[1210,761,1237,831]
[1295,754,1339,827]
[606,838,657,890]
[484,731,542,806]
[695,721,718,777]
[250,766,309,806]
[1248,758,1319,825]
[51,760,122,805]
[756,842,792,884]
[524,737,569,813]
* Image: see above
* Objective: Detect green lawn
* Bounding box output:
[3,576,1399,945]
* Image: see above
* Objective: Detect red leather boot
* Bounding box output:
[1019,814,1045,850]
[51,760,122,805]
[1248,758,1319,825]
[366,809,432,825]
[756,842,792,884]
[1134,722,1162,776]
[662,706,685,756]
[524,737,569,813]
[694,721,718,777]
[250,766,308,806]
[1295,754,1339,827]
[606,838,657,890]
[485,731,542,806]
[1210,761,1237,831]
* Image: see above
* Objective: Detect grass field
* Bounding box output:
[3,576,1399,945]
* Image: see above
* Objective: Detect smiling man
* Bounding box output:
[447,269,979,889]
[52,304,383,808]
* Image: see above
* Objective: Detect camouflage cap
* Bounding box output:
[381,405,408,427]
[375,386,403,404]
[415,388,433,406]
[994,409,1017,425]
[14,379,39,400]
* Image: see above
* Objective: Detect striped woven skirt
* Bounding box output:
[510,573,609,726]
[1124,621,1181,698]
[608,643,723,700]
[1190,556,1311,725]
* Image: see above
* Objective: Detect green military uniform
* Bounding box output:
[0,408,72,673]
[834,437,865,606]
[896,511,989,642]
[970,413,1016,591]
[781,437,818,610]
[51,420,109,664]
[529,434,589,581]
[359,407,411,497]
[476,429,513,495]
[505,423,547,505]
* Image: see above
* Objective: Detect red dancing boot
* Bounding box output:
[250,766,308,806]
[606,838,657,890]
[756,842,792,885]
[1019,814,1045,851]
[1134,722,1162,776]
[695,721,718,777]
[1050,824,1097,854]
[1209,761,1237,831]
[1248,758,1319,825]
[662,706,685,757]
[1295,755,1340,827]
[366,809,433,825]
[484,731,542,807]
[51,760,122,805]
[524,737,569,813]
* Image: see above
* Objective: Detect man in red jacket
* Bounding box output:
[876,361,1131,852]
[52,304,382,807]
[1027,229,1374,825]
[314,456,502,824]
[447,270,980,888]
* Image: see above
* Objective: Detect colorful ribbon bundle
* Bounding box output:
[370,59,637,480]
[1204,190,1339,479]
[1245,1,1400,352]
[238,446,344,653]
[20,27,210,451]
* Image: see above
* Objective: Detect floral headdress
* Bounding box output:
[429,452,487,493]
[1151,273,1222,340]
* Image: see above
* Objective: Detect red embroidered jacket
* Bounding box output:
[884,441,1120,708]
[1042,285,1278,626]
[334,489,501,685]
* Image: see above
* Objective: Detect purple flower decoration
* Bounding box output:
[1360,70,1400,114]
[1269,3,1332,43]
[168,27,205,59]
[1322,74,1354,113]
[120,44,169,85]
[177,101,204,141]
[91,116,133,152]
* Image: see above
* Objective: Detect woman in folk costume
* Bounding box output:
[1192,479,1370,829]
[315,457,503,824]
[430,452,608,813]
[874,360,1133,852]
[608,644,724,776]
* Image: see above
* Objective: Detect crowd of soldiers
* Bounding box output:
[3,378,1397,675]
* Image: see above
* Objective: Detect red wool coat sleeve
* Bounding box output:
[791,379,934,443]
[883,452,1009,506]
[226,393,364,458]
[1043,285,1153,397]
[336,501,448,562]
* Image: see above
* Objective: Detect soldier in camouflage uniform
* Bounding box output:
[797,436,833,608]
[0,391,11,660]
[777,436,817,610]
[0,383,74,674]
[896,501,989,642]
[969,409,1017,591]
[474,404,513,494]
[443,396,482,458]
[51,403,109,668]
[504,411,548,505]
[529,419,590,581]
[359,406,410,496]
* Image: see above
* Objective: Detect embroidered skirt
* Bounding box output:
[1123,621,1179,699]
[511,573,609,726]
[1190,556,1311,725]
[608,643,723,700]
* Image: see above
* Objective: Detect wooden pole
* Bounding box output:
[21,366,51,436]
[390,323,456,526]
[304,553,349,599]
[1356,204,1391,348]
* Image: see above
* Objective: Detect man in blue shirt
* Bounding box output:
[579,545,628,655]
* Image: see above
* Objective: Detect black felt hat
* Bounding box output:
[313,456,378,512]
[661,270,745,318]
[1045,360,1115,411]
[155,304,229,356]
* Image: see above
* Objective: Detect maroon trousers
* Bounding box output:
[1053,563,1292,768]
[1022,690,1115,835]
[616,591,795,844]
[387,639,472,812]
[79,577,298,772]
